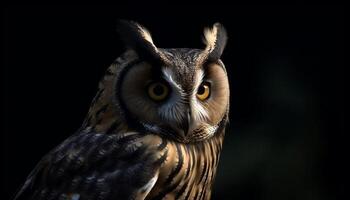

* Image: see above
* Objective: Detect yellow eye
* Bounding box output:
[196,82,210,100]
[147,82,169,101]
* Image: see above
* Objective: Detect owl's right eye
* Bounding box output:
[147,82,169,101]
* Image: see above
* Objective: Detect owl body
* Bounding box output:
[15,21,229,200]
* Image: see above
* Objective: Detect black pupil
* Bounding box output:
[197,84,206,95]
[153,84,164,96]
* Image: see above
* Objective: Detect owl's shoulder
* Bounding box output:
[14,130,166,200]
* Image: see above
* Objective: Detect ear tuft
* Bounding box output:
[136,24,154,45]
[116,20,161,62]
[202,23,228,61]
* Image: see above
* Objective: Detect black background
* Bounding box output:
[2,5,344,200]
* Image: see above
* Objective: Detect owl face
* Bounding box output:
[115,21,229,143]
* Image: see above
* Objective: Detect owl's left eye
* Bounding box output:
[147,82,169,101]
[197,82,211,101]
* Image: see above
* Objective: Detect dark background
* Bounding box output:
[2,5,344,200]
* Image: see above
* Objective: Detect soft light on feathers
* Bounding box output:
[135,23,155,47]
[203,24,219,51]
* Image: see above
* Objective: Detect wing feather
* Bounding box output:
[14,130,161,200]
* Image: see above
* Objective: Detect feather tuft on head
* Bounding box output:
[116,20,168,64]
[202,23,228,61]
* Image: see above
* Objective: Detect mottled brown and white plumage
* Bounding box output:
[14,20,229,200]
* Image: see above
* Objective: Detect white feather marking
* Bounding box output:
[159,68,187,123]
[140,173,158,195]
[205,125,218,137]
[193,69,205,90]
[162,68,185,97]
[191,69,209,121]
[192,100,209,121]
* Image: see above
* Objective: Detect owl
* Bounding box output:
[14,20,229,200]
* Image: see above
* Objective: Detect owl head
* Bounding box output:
[86,20,229,143]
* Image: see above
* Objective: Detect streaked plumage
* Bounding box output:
[14,20,229,200]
